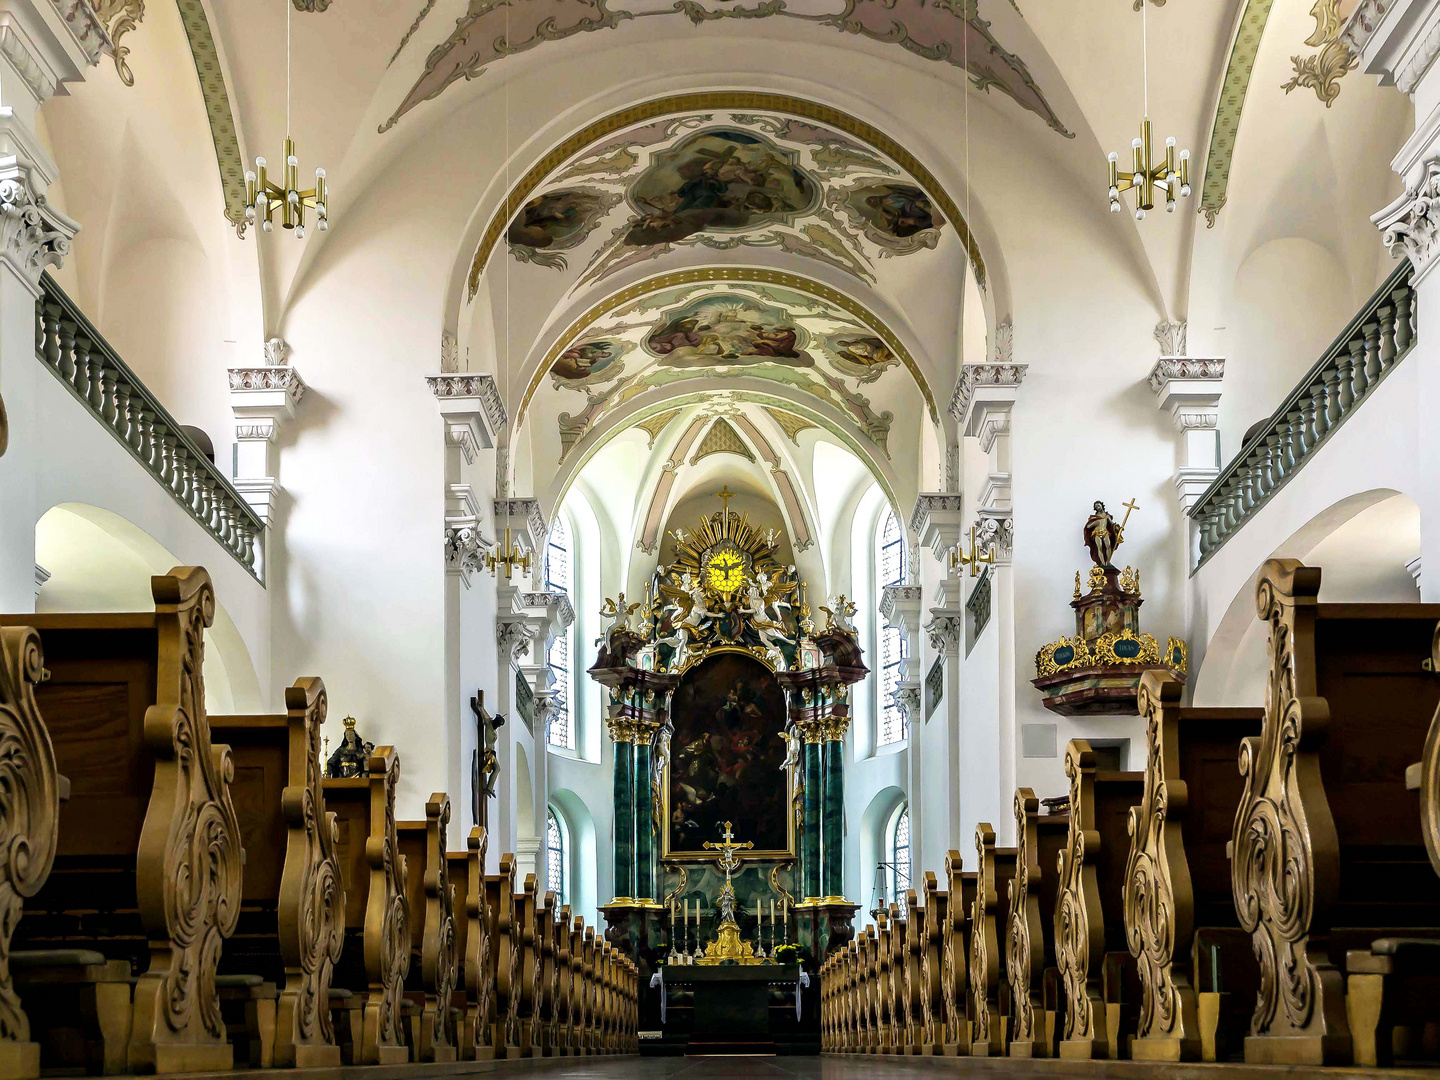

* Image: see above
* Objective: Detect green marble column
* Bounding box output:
[633,730,654,901]
[822,731,845,899]
[802,735,823,900]
[611,724,635,900]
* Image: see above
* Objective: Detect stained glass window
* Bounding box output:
[545,518,573,750]
[547,808,566,905]
[890,806,911,903]
[878,510,908,745]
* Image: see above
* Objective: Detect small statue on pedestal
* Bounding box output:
[326,716,374,778]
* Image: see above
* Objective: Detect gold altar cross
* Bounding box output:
[1119,498,1139,529]
[715,485,736,518]
[702,820,754,874]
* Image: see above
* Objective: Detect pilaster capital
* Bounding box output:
[428,373,504,464]
[909,492,966,559]
[893,683,922,724]
[924,613,962,656]
[517,589,574,652]
[445,515,493,588]
[0,170,74,290]
[496,616,537,666]
[975,508,1014,566]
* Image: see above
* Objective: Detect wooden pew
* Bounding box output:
[860,925,878,1052]
[1054,740,1144,1060]
[875,906,895,1051]
[534,891,558,1056]
[449,826,492,1060]
[0,627,63,1080]
[323,746,410,1064]
[573,924,592,1054]
[553,907,573,1055]
[919,871,949,1054]
[1008,787,1070,1059]
[209,676,346,1068]
[485,855,520,1055]
[901,889,924,1053]
[844,938,861,1052]
[1,568,243,1074]
[1126,672,1263,1062]
[970,823,1017,1056]
[512,874,537,1055]
[395,794,458,1062]
[1236,560,1440,1065]
[942,849,976,1055]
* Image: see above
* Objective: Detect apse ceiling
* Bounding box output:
[380,0,1074,140]
[520,270,932,475]
[468,102,977,308]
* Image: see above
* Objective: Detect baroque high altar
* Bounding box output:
[587,490,867,978]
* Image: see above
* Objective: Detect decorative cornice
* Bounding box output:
[234,421,277,441]
[494,497,547,550]
[948,362,1028,426]
[521,590,576,630]
[1146,357,1224,392]
[908,492,964,538]
[1342,0,1390,54]
[426,373,508,431]
[50,0,110,63]
[0,23,56,102]
[229,366,307,406]
[0,175,76,290]
[879,584,924,629]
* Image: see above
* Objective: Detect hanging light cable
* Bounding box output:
[241,0,329,239]
[487,0,531,581]
[1106,0,1190,220]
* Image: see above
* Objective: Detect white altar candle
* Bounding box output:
[756,898,761,925]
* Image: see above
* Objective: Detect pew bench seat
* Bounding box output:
[11,949,131,1076]
[1346,936,1440,1067]
[215,974,277,1069]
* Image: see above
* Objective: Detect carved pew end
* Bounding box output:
[10,950,131,1077]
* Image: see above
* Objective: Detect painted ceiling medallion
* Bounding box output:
[380,0,1072,141]
[465,93,989,297]
[1281,0,1358,107]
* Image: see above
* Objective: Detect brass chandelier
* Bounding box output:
[1106,1,1190,220]
[242,2,329,239]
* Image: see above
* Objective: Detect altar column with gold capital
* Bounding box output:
[633,718,658,903]
[607,713,637,901]
[821,713,848,900]
[798,719,825,900]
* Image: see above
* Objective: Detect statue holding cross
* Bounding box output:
[1084,498,1138,570]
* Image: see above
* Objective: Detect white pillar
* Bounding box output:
[1348,0,1440,601]
[879,581,923,867]
[228,339,307,532]
[0,0,103,611]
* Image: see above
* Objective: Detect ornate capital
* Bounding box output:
[445,517,492,587]
[879,584,924,633]
[1152,320,1187,357]
[925,614,962,656]
[948,361,1028,426]
[520,590,575,631]
[894,684,922,723]
[264,336,290,366]
[1375,158,1440,279]
[0,175,75,290]
[496,617,536,665]
[975,511,1014,566]
[1146,357,1224,393]
[494,497,547,551]
[427,373,507,431]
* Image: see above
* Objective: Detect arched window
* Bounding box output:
[877,509,908,746]
[546,807,567,906]
[889,805,911,904]
[545,518,573,750]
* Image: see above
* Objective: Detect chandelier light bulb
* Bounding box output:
[1135,207,1146,221]
[295,225,305,239]
[261,219,273,233]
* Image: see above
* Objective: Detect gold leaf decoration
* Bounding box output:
[1281,0,1357,107]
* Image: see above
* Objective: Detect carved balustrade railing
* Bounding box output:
[1190,258,1416,570]
[33,272,265,581]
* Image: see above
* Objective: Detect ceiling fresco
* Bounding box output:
[380,0,1073,140]
[528,277,926,463]
[485,111,953,294]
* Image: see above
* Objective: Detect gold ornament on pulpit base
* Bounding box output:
[1033,499,1186,716]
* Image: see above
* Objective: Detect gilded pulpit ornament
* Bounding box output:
[325,716,374,777]
[1033,499,1186,715]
